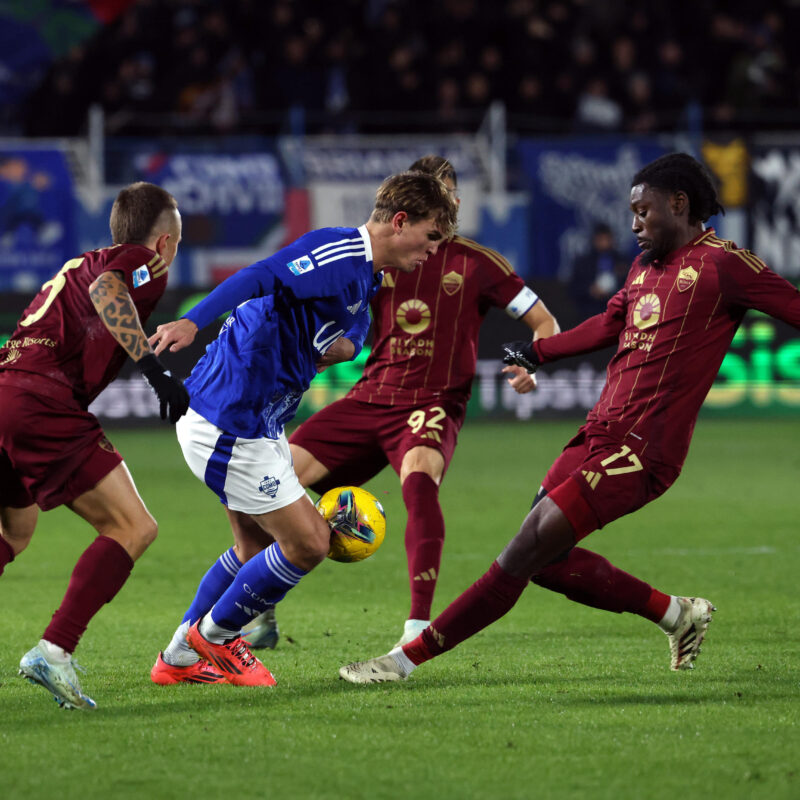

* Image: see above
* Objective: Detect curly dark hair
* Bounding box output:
[632,153,725,224]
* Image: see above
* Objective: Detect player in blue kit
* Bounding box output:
[149,170,459,686]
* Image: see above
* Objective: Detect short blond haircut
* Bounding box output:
[370,171,458,239]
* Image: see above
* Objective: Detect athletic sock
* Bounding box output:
[402,472,445,621]
[655,595,682,632]
[388,646,417,676]
[201,542,306,642]
[0,536,14,576]
[402,561,529,664]
[43,535,134,654]
[533,547,664,619]
[182,547,242,626]
[163,620,198,666]
[38,639,71,664]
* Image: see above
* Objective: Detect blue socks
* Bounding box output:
[207,543,306,634]
[182,547,242,626]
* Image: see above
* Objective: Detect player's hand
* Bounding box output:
[502,364,537,393]
[502,340,539,373]
[136,353,190,423]
[316,336,355,373]
[148,318,199,355]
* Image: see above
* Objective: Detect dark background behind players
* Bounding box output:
[2,1,799,137]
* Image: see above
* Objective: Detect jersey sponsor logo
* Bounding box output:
[677,266,699,292]
[382,272,396,288]
[287,256,314,275]
[258,475,281,498]
[631,271,646,286]
[396,299,431,334]
[441,270,464,296]
[390,335,434,358]
[632,293,661,330]
[347,301,361,314]
[132,265,151,288]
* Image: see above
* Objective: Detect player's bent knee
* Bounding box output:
[281,536,328,570]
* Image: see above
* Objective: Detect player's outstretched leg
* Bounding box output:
[19,641,97,710]
[533,548,716,670]
[341,561,530,685]
[665,597,715,670]
[241,604,279,650]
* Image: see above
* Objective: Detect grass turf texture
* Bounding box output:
[1,419,798,800]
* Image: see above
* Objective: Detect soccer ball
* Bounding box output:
[316,486,386,563]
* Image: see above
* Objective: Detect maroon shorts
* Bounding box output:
[0,383,122,510]
[542,424,681,540]
[289,396,466,494]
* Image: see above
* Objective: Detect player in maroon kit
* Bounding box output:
[339,152,800,684]
[0,182,190,709]
[240,155,558,652]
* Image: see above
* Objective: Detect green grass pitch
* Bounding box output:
[2,418,798,800]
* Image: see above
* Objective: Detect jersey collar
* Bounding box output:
[357,224,373,264]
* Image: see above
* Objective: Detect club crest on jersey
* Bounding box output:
[441,270,463,296]
[258,475,281,498]
[287,256,314,276]
[633,293,661,330]
[132,265,151,288]
[677,266,699,292]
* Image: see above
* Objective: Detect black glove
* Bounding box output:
[502,340,539,374]
[136,353,190,423]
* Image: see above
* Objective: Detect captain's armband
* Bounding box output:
[505,286,539,319]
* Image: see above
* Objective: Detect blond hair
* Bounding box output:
[370,171,458,239]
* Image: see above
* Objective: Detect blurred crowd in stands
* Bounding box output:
[17,0,800,137]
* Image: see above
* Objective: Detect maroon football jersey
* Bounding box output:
[347,235,535,406]
[535,229,800,467]
[0,244,168,406]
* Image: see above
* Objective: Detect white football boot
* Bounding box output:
[339,650,411,684]
[19,643,97,710]
[667,597,716,670]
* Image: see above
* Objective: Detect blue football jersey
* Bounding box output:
[184,226,380,438]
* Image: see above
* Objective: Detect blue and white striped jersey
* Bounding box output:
[184,225,380,438]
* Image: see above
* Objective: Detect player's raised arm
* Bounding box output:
[150,260,281,356]
[89,270,189,423]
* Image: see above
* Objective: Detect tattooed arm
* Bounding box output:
[89,270,190,422]
[88,270,152,361]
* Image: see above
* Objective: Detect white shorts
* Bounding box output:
[176,408,307,515]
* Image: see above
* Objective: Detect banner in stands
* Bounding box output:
[0,148,77,291]
[515,139,669,279]
[749,140,800,280]
[129,147,288,285]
